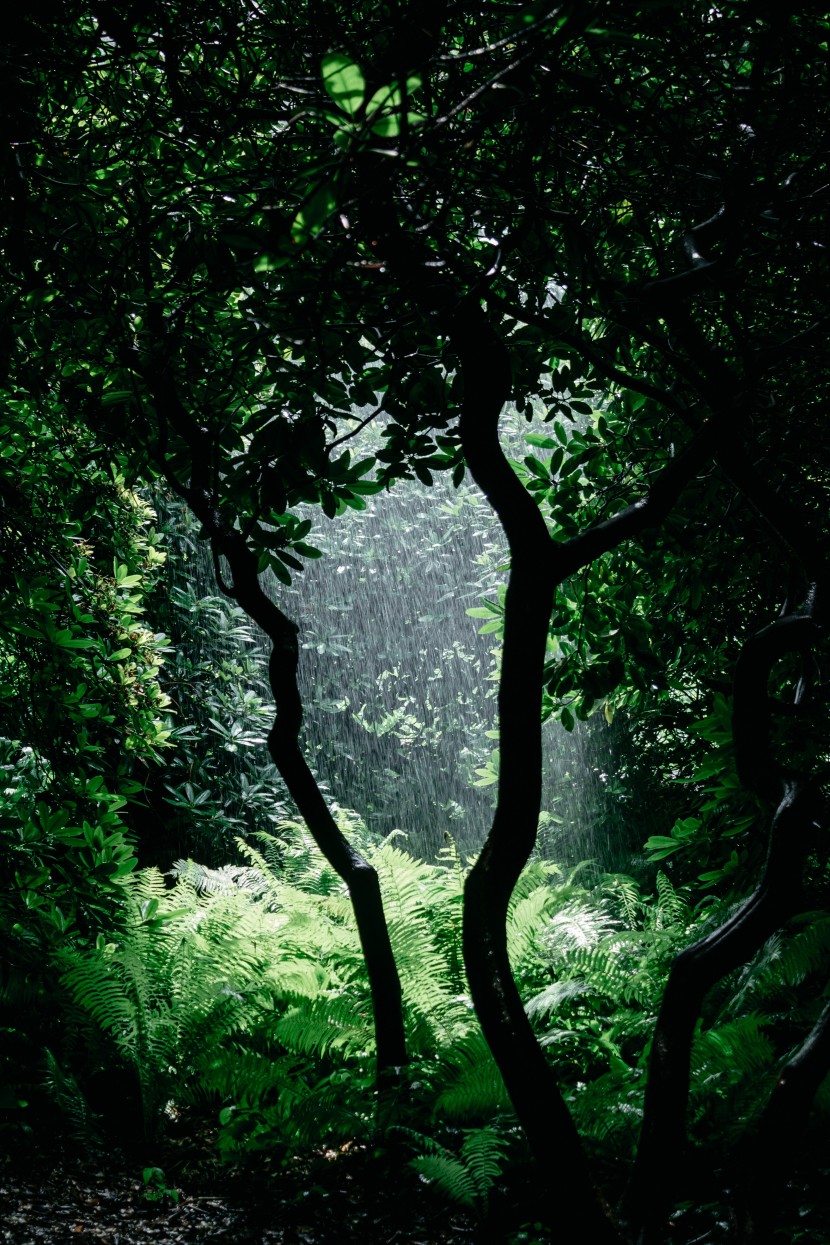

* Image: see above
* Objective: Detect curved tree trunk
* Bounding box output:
[219,530,408,1077]
[451,300,622,1240]
[150,371,407,1078]
[625,603,825,1241]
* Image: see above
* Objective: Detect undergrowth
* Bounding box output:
[40,816,830,1215]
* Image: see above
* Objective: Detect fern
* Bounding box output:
[54,821,769,1173]
[273,995,374,1060]
[411,1149,481,1207]
[654,871,691,931]
[170,858,268,899]
[370,842,471,1048]
[433,1030,512,1122]
[542,898,619,956]
[508,886,555,968]
[407,1124,509,1210]
[760,914,830,992]
[566,1066,644,1156]
[42,1048,101,1144]
[690,1014,775,1085]
[200,1043,305,1110]
[603,873,644,929]
[525,978,589,1021]
[58,870,285,1139]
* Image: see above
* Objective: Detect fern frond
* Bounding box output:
[525,978,589,1020]
[434,835,465,877]
[603,874,643,930]
[411,1152,479,1207]
[774,915,830,989]
[272,995,374,1060]
[654,872,690,931]
[460,1125,509,1196]
[407,1125,508,1208]
[433,1029,511,1121]
[566,1069,644,1154]
[286,1068,374,1146]
[170,858,268,899]
[59,955,138,1049]
[42,1048,100,1144]
[200,1045,309,1112]
[507,887,553,968]
[691,1014,775,1087]
[507,860,560,913]
[542,900,619,956]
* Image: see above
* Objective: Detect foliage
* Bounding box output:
[0,422,168,911]
[406,1124,510,1212]
[0,405,172,943]
[49,820,829,1194]
[141,498,292,865]
[0,405,178,1140]
[141,1166,180,1204]
[2,4,830,1240]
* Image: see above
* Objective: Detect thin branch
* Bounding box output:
[327,399,385,451]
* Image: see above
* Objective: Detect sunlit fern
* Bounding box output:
[58,866,321,1139]
[56,816,761,1166]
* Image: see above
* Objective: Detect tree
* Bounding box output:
[3,3,829,1239]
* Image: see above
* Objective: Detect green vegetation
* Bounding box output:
[2,3,829,1243]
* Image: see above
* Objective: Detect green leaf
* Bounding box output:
[254,253,289,273]
[291,184,338,244]
[645,835,681,860]
[321,54,366,117]
[366,75,422,118]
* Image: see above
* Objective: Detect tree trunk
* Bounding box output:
[150,373,408,1078]
[452,301,622,1241]
[626,599,824,1240]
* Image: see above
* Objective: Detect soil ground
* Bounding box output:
[0,1130,494,1245]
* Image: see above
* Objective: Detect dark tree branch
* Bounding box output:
[552,429,711,581]
[630,295,827,582]
[147,367,407,1080]
[626,778,824,1243]
[327,398,385,451]
[732,602,821,803]
[625,585,825,1240]
[494,290,826,583]
[488,292,685,415]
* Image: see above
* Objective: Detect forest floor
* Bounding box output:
[0,1127,496,1245]
[4,1126,830,1244]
